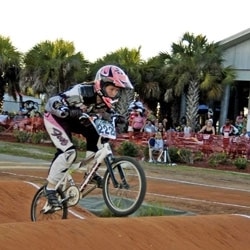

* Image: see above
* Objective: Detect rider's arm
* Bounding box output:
[45,96,84,119]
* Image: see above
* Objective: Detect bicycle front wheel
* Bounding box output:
[30,185,68,221]
[102,156,147,217]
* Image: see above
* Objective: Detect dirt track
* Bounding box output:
[1,157,250,250]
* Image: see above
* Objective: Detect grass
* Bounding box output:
[0,140,85,161]
[1,139,250,182]
[143,160,250,182]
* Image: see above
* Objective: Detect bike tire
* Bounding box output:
[102,156,146,217]
[30,185,68,221]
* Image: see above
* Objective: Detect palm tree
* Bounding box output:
[161,32,235,131]
[21,39,89,99]
[0,35,22,111]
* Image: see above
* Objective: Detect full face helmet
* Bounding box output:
[94,65,133,108]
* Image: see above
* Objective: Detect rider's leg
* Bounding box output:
[44,113,76,206]
[46,147,77,206]
[47,147,77,185]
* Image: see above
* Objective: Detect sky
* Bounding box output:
[0,0,249,62]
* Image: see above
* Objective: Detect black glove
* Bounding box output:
[69,108,82,118]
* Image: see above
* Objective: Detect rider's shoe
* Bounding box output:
[44,187,62,208]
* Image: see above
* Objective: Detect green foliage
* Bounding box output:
[233,157,248,170]
[208,152,229,167]
[72,135,86,151]
[30,131,48,144]
[13,130,50,144]
[13,130,31,143]
[177,148,193,164]
[99,206,115,217]
[168,147,181,163]
[117,141,139,157]
[137,205,166,216]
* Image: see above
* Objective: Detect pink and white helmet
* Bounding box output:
[94,65,133,108]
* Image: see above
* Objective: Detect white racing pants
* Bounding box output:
[44,113,77,185]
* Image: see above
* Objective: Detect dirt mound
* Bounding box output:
[0,181,250,250]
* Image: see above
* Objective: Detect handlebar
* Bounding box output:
[79,112,125,140]
[79,112,124,123]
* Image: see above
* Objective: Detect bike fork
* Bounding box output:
[104,157,128,188]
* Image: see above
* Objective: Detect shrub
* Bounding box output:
[208,152,229,167]
[117,141,139,157]
[30,131,47,144]
[167,147,181,163]
[13,130,31,143]
[177,148,193,164]
[233,157,248,170]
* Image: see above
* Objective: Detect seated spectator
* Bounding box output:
[148,132,164,163]
[240,128,249,138]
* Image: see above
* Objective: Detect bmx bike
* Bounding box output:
[30,113,147,221]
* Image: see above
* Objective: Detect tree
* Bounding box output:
[21,39,89,98]
[161,32,235,131]
[0,35,22,110]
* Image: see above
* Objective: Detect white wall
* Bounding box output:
[3,94,41,113]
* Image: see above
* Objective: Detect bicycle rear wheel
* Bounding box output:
[30,185,68,221]
[102,156,146,217]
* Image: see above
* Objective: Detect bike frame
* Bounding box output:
[54,113,124,198]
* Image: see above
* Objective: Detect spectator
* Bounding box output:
[240,128,249,138]
[157,122,165,134]
[183,121,192,138]
[148,132,164,163]
[131,109,145,134]
[162,115,169,131]
[220,119,238,150]
[207,108,214,125]
[128,97,145,114]
[143,119,158,136]
[220,119,238,137]
[199,119,215,135]
[235,111,245,135]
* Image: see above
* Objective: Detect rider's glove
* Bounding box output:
[69,108,82,118]
[101,111,112,121]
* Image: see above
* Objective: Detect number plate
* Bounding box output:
[94,119,116,139]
